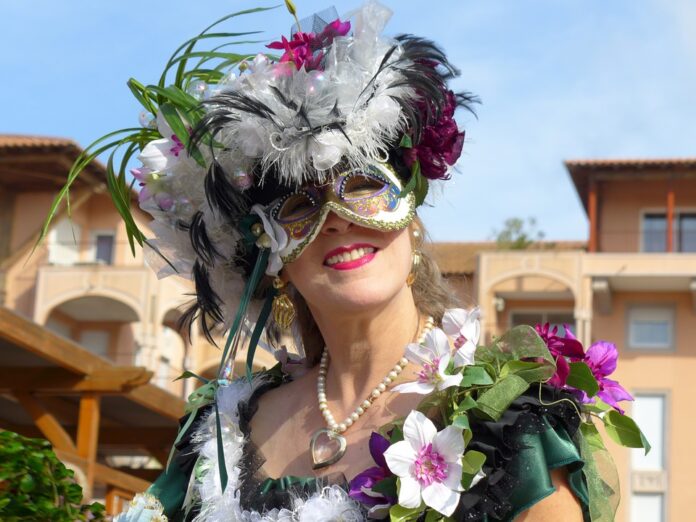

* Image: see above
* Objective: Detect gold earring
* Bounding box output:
[406,250,421,287]
[272,277,296,329]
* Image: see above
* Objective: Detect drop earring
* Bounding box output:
[272,277,296,329]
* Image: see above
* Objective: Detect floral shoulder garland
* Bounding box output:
[116,307,648,522]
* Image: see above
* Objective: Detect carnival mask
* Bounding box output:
[265,163,416,264]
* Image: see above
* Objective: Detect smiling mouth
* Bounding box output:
[324,244,378,270]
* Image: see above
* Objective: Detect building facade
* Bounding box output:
[0,135,274,397]
[430,158,696,521]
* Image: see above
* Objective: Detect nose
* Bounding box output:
[320,211,353,235]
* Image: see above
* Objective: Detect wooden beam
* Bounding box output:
[77,393,101,499]
[0,424,176,448]
[0,308,186,420]
[588,177,598,253]
[14,392,76,453]
[0,366,153,394]
[55,449,151,493]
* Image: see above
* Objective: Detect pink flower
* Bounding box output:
[266,18,350,71]
[578,341,633,414]
[535,323,585,387]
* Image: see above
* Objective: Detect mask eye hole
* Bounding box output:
[341,173,388,200]
[275,192,318,222]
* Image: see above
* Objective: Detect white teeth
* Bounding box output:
[325,247,376,266]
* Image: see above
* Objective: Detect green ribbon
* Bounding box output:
[245,287,276,381]
[259,476,318,494]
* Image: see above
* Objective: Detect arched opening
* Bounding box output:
[44,295,140,364]
[488,273,577,339]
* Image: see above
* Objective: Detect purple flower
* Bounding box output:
[348,433,397,514]
[577,341,633,414]
[267,18,350,71]
[403,90,465,180]
[535,323,585,387]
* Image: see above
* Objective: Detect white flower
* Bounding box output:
[393,328,462,394]
[138,111,186,172]
[251,204,289,276]
[113,493,167,522]
[442,307,481,368]
[384,411,465,517]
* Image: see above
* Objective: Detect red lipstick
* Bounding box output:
[324,243,378,271]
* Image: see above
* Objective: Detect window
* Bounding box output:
[48,218,81,265]
[79,330,110,358]
[642,213,667,252]
[630,394,667,522]
[510,311,576,336]
[628,307,674,350]
[678,213,696,252]
[157,356,171,386]
[641,211,696,252]
[94,234,115,264]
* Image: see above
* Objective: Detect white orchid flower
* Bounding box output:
[113,493,166,522]
[442,307,481,368]
[138,111,186,172]
[393,328,462,395]
[384,410,465,517]
[251,204,289,276]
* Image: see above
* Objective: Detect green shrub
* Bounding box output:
[0,430,105,521]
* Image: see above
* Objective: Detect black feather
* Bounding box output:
[188,211,220,265]
[204,158,250,221]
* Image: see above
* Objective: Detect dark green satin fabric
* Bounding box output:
[507,416,590,521]
[147,410,591,521]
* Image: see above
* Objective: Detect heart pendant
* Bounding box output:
[309,428,347,470]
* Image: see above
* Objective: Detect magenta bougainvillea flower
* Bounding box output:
[348,432,397,517]
[403,90,465,180]
[576,341,633,414]
[267,18,351,71]
[535,323,585,387]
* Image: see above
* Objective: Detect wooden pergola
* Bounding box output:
[0,306,185,514]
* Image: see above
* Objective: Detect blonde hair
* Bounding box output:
[283,217,458,365]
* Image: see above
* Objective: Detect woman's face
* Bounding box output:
[282,211,413,316]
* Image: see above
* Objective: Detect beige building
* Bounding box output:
[0,135,274,396]
[431,158,696,522]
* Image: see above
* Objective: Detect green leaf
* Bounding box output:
[127,78,157,114]
[461,366,494,387]
[390,503,423,522]
[454,395,477,414]
[579,421,606,451]
[372,476,397,497]
[474,374,530,421]
[399,134,413,148]
[452,414,470,430]
[413,166,429,206]
[566,362,600,397]
[19,474,35,492]
[461,450,486,489]
[400,164,418,196]
[174,370,210,383]
[500,360,548,383]
[603,410,651,454]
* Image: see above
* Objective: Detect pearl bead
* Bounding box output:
[338,423,347,432]
[344,418,353,427]
[350,412,359,421]
[377,383,386,392]
[362,400,371,409]
[383,377,392,385]
[371,389,381,399]
[356,407,364,415]
[318,393,326,401]
[400,357,409,366]
[389,371,398,379]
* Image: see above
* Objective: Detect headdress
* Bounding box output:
[46,0,476,377]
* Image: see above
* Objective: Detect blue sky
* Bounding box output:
[2,0,695,241]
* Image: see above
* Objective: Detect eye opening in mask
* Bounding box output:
[272,191,320,223]
[338,170,390,201]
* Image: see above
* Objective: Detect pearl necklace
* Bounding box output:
[309,316,435,469]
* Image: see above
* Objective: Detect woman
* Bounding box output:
[52,2,642,520]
